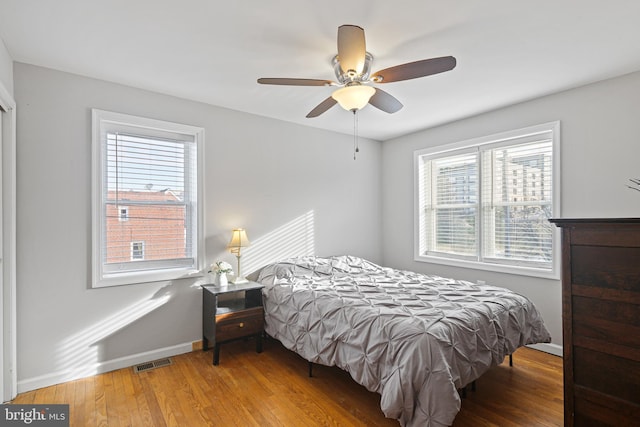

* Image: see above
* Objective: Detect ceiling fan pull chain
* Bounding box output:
[353,109,361,160]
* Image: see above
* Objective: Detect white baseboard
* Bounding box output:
[17,341,194,394]
[526,342,562,357]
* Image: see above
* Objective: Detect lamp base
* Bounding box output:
[230,276,249,284]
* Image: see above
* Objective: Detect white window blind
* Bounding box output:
[92,110,204,287]
[481,140,553,267]
[415,122,560,278]
[426,152,478,257]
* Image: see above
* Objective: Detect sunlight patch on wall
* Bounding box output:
[54,293,171,381]
[243,210,315,275]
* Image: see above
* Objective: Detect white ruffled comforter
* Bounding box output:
[256,256,551,427]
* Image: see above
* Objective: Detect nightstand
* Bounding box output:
[202,282,265,365]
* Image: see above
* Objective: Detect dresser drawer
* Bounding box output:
[215,306,264,343]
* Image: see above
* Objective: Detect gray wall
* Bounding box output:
[14,63,382,390]
[381,70,640,349]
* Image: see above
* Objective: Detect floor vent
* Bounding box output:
[133,357,173,374]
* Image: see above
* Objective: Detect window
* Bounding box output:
[92,110,204,287]
[415,122,560,278]
[118,206,129,222]
[131,241,145,260]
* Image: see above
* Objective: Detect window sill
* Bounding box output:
[414,254,559,280]
[93,268,203,288]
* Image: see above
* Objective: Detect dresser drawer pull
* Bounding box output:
[239,322,244,328]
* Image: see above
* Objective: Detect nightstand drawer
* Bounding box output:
[215,306,264,343]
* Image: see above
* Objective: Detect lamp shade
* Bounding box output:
[228,228,250,252]
[331,85,376,111]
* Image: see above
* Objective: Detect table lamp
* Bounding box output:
[228,228,250,283]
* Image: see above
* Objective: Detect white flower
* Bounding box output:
[209,261,233,274]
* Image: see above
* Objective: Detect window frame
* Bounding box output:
[414,121,561,279]
[92,109,205,288]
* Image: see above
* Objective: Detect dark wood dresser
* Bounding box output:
[550,218,640,426]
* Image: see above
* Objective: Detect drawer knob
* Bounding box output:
[239,322,244,328]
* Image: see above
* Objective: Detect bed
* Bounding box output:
[254,255,552,427]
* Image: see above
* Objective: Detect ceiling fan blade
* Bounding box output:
[369,88,403,114]
[337,25,366,74]
[306,97,337,118]
[372,56,456,83]
[258,78,333,86]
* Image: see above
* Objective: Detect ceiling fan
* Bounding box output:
[257,25,456,118]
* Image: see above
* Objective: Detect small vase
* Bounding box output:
[216,272,228,287]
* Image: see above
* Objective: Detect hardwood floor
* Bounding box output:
[11,338,563,426]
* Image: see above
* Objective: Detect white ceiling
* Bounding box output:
[1,1,640,141]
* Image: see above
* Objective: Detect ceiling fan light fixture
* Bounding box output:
[331,85,376,111]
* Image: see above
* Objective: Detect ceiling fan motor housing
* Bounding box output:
[333,52,373,85]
